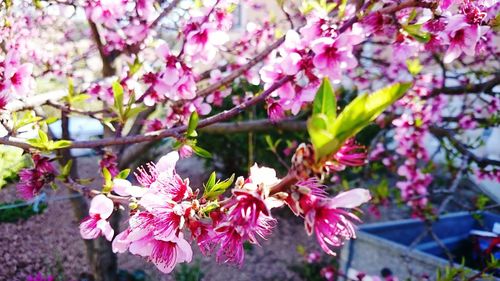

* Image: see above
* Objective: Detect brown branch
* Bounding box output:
[149,0,182,29]
[428,74,500,98]
[430,126,500,167]
[0,76,294,150]
[88,20,115,77]
[200,119,306,134]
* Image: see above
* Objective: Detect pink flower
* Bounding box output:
[184,22,229,62]
[311,25,364,83]
[458,114,477,129]
[85,0,126,28]
[99,151,119,177]
[442,14,489,64]
[129,232,193,273]
[266,97,285,121]
[113,179,147,197]
[179,144,194,158]
[306,251,322,263]
[303,189,371,255]
[327,139,367,171]
[0,50,34,100]
[79,194,115,241]
[16,155,55,199]
[321,266,336,281]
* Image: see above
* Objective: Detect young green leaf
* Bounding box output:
[205,171,216,190]
[204,173,235,200]
[193,145,211,158]
[116,169,131,179]
[187,111,199,138]
[313,78,336,122]
[309,83,410,160]
[112,81,124,117]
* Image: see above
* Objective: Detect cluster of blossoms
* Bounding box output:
[17,154,56,200]
[0,49,34,109]
[392,79,445,215]
[85,0,156,54]
[79,143,371,272]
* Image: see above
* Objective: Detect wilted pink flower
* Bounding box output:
[100,151,119,177]
[303,189,371,255]
[79,194,115,241]
[17,155,56,200]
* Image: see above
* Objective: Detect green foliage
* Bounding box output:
[0,145,28,188]
[308,80,411,160]
[0,200,47,223]
[111,81,146,124]
[174,261,204,281]
[196,80,308,177]
[203,172,235,200]
[27,129,72,151]
[403,24,431,43]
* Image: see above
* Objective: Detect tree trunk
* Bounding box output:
[61,111,119,281]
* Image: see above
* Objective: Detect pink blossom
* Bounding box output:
[303,189,371,255]
[85,0,127,28]
[99,151,119,177]
[311,25,364,83]
[179,144,194,158]
[16,155,56,200]
[127,231,193,273]
[79,194,115,241]
[184,22,229,62]
[442,14,489,64]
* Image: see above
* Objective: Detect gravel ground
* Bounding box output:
[0,156,322,281]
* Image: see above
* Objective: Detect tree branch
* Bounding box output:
[0,76,294,150]
[430,126,500,167]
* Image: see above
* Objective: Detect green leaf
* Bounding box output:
[38,129,49,143]
[71,94,90,103]
[307,115,336,160]
[102,167,113,192]
[125,106,147,119]
[51,140,72,149]
[310,83,410,160]
[204,173,235,199]
[406,58,423,76]
[112,81,124,117]
[187,111,199,138]
[313,78,336,122]
[205,171,216,190]
[57,160,73,181]
[128,57,142,75]
[193,145,212,158]
[403,24,431,43]
[116,169,131,179]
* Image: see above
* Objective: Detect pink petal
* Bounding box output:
[329,188,371,208]
[112,230,131,253]
[156,43,172,60]
[97,219,115,241]
[156,151,179,175]
[129,237,154,257]
[89,194,114,219]
[443,43,462,64]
